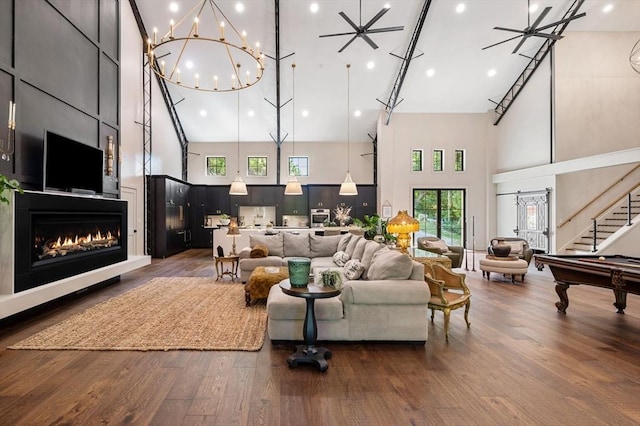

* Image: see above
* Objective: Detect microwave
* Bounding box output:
[310,208,331,227]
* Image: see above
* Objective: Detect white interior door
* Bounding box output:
[121,186,137,256]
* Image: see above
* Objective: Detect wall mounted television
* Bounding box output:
[43,130,104,196]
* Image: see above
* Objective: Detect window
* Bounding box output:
[247,156,268,176]
[412,149,423,172]
[432,149,444,172]
[206,156,226,176]
[289,156,309,176]
[454,149,465,172]
[413,188,465,247]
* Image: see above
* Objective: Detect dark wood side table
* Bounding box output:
[279,279,341,372]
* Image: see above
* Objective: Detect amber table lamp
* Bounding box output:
[226,217,241,255]
[387,210,419,253]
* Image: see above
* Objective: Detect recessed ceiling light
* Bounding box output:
[487,68,497,77]
[456,3,465,13]
[603,4,614,13]
[426,68,435,77]
[248,110,255,117]
[302,110,309,117]
[199,110,207,117]
[235,2,245,13]
[169,2,178,13]
[310,3,319,13]
[354,110,361,117]
[185,60,194,69]
[529,4,539,14]
[366,61,375,70]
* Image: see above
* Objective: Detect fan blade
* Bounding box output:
[481,34,524,51]
[339,11,360,32]
[494,26,527,34]
[319,31,358,38]
[536,12,586,32]
[338,35,359,53]
[530,32,563,41]
[529,7,552,31]
[361,33,379,50]
[363,7,390,31]
[366,26,404,34]
[512,35,529,54]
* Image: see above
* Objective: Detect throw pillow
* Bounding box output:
[351,237,368,261]
[250,234,284,257]
[360,240,383,280]
[283,233,311,257]
[332,251,350,267]
[310,234,342,257]
[507,240,523,254]
[337,233,352,252]
[343,259,365,280]
[344,234,363,258]
[367,248,413,280]
[426,239,449,253]
[250,244,269,258]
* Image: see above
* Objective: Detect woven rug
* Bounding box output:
[8,277,267,351]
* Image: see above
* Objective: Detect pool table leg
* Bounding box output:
[555,282,570,313]
[613,290,627,314]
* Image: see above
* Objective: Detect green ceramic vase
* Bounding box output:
[288,257,311,287]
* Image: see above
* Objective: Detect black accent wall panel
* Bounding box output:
[0,70,12,176]
[100,54,118,126]
[16,0,99,115]
[0,1,13,67]
[48,0,99,41]
[101,0,119,60]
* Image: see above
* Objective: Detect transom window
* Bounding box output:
[206,156,226,176]
[247,156,268,176]
[432,149,444,172]
[289,156,309,176]
[412,149,423,172]
[454,149,465,172]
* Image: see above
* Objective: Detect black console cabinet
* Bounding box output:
[149,176,191,258]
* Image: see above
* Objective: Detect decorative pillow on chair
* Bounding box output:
[343,259,365,280]
[426,239,450,253]
[333,251,350,266]
[250,244,269,258]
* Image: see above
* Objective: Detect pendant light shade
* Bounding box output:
[340,63,358,196]
[229,87,248,196]
[285,63,303,195]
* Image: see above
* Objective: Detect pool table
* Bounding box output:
[534,254,640,314]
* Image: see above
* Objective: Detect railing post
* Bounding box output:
[627,193,632,226]
[592,219,597,252]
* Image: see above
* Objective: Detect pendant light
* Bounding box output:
[284,63,303,195]
[340,63,358,196]
[229,86,248,195]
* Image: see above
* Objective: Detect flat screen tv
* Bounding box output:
[43,130,104,195]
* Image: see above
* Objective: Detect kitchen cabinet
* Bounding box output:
[308,184,377,225]
[281,187,309,215]
[149,175,191,258]
[206,185,231,215]
[189,185,212,248]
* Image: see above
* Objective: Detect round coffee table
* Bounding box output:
[279,279,341,372]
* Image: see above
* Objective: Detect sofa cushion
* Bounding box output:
[351,237,368,261]
[506,240,523,254]
[250,244,269,258]
[367,247,413,280]
[344,259,365,280]
[344,234,363,258]
[250,234,284,257]
[283,233,311,258]
[333,251,350,267]
[309,234,342,257]
[426,239,449,253]
[360,240,384,280]
[267,286,343,321]
[337,233,352,252]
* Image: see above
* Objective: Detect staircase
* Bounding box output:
[565,188,640,254]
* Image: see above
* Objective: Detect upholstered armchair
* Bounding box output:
[487,237,534,265]
[416,237,464,268]
[424,263,471,341]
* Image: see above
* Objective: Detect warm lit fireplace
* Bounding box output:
[14,192,127,293]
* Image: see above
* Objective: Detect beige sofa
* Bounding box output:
[238,232,431,343]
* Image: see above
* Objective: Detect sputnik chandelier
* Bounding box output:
[146,0,265,92]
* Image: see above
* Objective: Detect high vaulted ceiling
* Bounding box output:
[133,0,640,145]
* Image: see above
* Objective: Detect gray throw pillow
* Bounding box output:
[344,234,362,258]
[337,233,352,252]
[332,251,350,266]
[360,240,384,279]
[310,234,342,257]
[343,259,365,280]
[367,248,413,280]
[351,237,368,261]
[250,234,284,257]
[283,233,311,258]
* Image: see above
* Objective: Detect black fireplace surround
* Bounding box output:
[14,192,127,293]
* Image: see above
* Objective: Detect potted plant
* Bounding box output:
[320,269,342,289]
[219,214,231,226]
[0,173,23,205]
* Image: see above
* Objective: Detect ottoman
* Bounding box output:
[479,255,528,283]
[244,266,289,306]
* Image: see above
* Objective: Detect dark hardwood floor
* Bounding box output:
[1,249,639,425]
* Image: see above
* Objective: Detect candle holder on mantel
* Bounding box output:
[1,101,16,161]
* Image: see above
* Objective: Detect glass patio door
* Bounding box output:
[413,189,465,247]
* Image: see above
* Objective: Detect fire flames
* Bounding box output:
[39,229,119,260]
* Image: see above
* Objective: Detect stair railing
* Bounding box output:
[589,184,640,251]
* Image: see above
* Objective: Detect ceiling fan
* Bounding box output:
[482,0,586,54]
[319,0,404,53]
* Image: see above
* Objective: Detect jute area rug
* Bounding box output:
[9,277,267,351]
